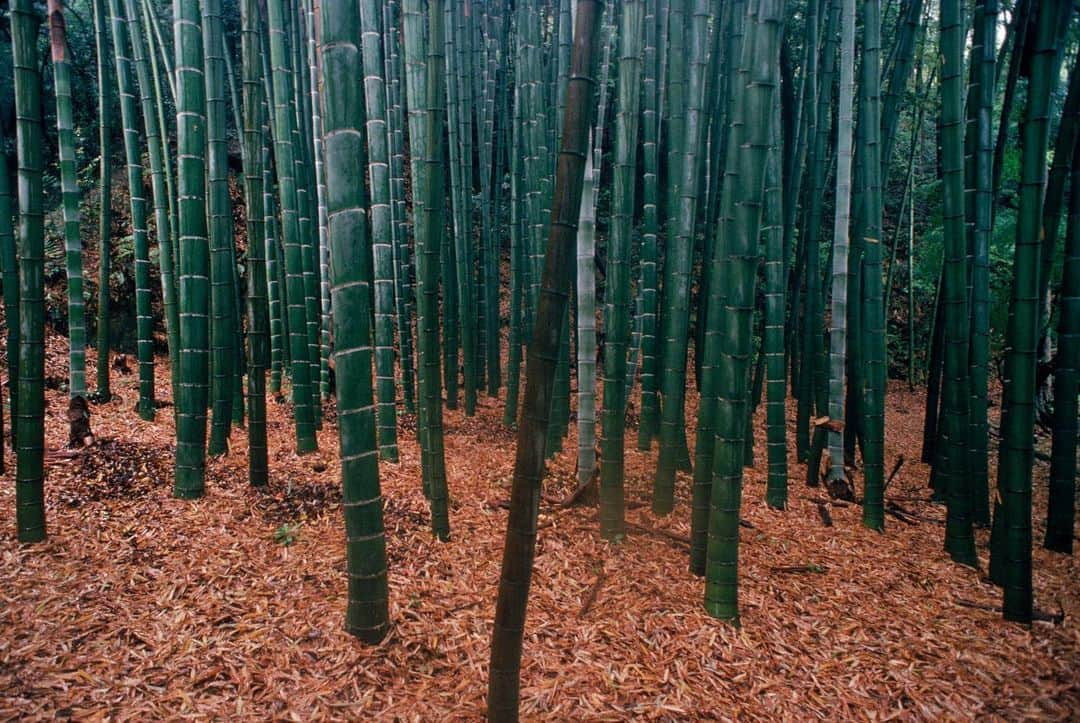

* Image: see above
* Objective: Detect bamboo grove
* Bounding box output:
[0,0,1077,718]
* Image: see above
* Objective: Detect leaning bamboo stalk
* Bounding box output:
[488,5,603,718]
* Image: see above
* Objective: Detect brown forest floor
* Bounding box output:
[0,333,1077,721]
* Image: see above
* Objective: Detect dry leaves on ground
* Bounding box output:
[0,335,1077,720]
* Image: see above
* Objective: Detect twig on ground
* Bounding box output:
[817,502,834,527]
[770,564,828,574]
[883,455,905,494]
[626,520,691,547]
[954,598,1065,625]
[578,565,607,618]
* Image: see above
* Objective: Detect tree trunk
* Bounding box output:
[487,3,602,717]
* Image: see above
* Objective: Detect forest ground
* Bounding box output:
[0,333,1077,720]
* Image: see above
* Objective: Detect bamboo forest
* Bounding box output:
[1,0,1078,718]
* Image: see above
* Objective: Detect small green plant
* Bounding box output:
[274,522,300,546]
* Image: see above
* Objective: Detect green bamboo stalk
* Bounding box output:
[781,0,818,278]
[690,0,751,575]
[301,0,331,406]
[991,0,1031,201]
[825,0,854,485]
[884,57,931,318]
[139,0,179,281]
[12,0,47,542]
[442,223,460,410]
[264,146,284,396]
[504,21,524,427]
[488,4,602,717]
[359,0,400,461]
[922,261,944,467]
[664,0,686,230]
[461,1,482,401]
[546,0,573,454]
[401,0,434,484]
[202,0,235,448]
[763,84,787,510]
[226,57,247,433]
[796,0,839,461]
[599,0,644,538]
[140,0,175,102]
[47,0,86,400]
[384,0,416,415]
[966,0,997,527]
[546,316,570,458]
[258,43,284,396]
[321,0,390,642]
[879,0,922,174]
[258,30,286,386]
[109,0,155,420]
[653,0,709,515]
[703,0,783,622]
[1032,46,1080,428]
[241,0,269,487]
[859,0,885,531]
[123,0,179,405]
[637,0,661,449]
[289,0,321,430]
[989,0,1072,622]
[403,0,450,537]
[225,43,244,165]
[94,0,113,402]
[937,0,975,566]
[744,326,766,467]
[524,3,548,338]
[1038,52,1080,317]
[267,0,317,454]
[0,127,13,475]
[777,1,816,395]
[908,152,915,388]
[473,6,489,391]
[442,0,461,412]
[445,0,476,416]
[1045,138,1080,554]
[173,0,211,497]
[693,0,737,390]
[480,4,501,397]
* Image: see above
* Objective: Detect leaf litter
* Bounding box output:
[0,333,1076,720]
